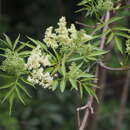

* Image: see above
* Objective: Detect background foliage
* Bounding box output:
[0,0,130,130]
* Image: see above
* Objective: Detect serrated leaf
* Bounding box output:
[89,50,108,57]
[115,32,130,39]
[21,78,35,88]
[84,85,91,95]
[0,82,14,89]
[106,33,114,44]
[52,80,58,91]
[107,17,123,25]
[13,34,20,50]
[67,56,84,62]
[69,78,77,90]
[0,73,14,79]
[87,56,96,61]
[0,47,7,51]
[0,39,9,47]
[60,79,66,93]
[89,88,99,103]
[94,24,105,33]
[27,37,47,50]
[77,73,94,78]
[17,82,31,98]
[94,17,123,33]
[18,51,31,57]
[0,54,7,57]
[115,37,123,53]
[61,59,66,77]
[1,87,15,104]
[78,0,91,6]
[113,27,130,32]
[9,93,15,115]
[3,34,13,49]
[15,87,25,105]
[83,84,99,103]
[102,29,111,37]
[16,41,34,52]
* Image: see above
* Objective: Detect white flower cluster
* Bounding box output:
[43,17,92,48]
[26,46,53,89]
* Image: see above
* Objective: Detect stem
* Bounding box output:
[78,11,110,130]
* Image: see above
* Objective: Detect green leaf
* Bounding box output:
[84,85,91,95]
[61,60,66,77]
[1,87,15,104]
[115,37,123,53]
[69,78,77,90]
[0,39,9,47]
[21,78,35,88]
[27,37,47,50]
[60,79,66,93]
[106,33,114,44]
[15,87,25,105]
[83,85,99,103]
[0,82,14,89]
[102,29,111,37]
[78,0,91,6]
[115,32,130,39]
[18,51,31,57]
[77,73,94,78]
[16,41,34,52]
[51,64,60,75]
[86,56,96,61]
[107,17,123,25]
[0,73,14,79]
[17,82,31,98]
[3,34,13,49]
[89,88,99,103]
[94,17,123,33]
[9,93,15,115]
[89,50,108,57]
[13,34,20,50]
[0,54,7,57]
[67,56,84,62]
[0,47,7,51]
[113,27,130,32]
[94,23,105,33]
[52,80,58,91]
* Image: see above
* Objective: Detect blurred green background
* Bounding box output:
[0,0,130,130]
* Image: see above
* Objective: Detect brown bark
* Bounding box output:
[114,71,130,130]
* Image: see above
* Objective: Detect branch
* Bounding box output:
[77,96,94,130]
[99,61,130,71]
[77,11,111,130]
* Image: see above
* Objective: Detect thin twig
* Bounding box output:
[75,21,96,28]
[99,61,130,71]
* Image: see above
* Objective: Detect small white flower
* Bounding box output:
[83,34,92,40]
[40,55,51,67]
[43,26,58,48]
